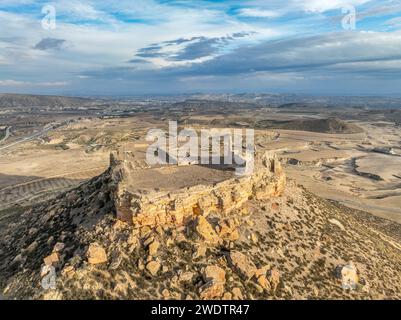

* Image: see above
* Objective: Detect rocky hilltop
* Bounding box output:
[0,151,400,300]
[256,118,363,134]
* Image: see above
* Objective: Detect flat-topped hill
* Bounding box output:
[0,150,400,300]
[256,118,362,134]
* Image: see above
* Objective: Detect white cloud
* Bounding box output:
[0,1,281,76]
[52,0,118,25]
[386,17,401,28]
[237,8,281,18]
[0,0,35,6]
[0,80,68,87]
[294,0,371,12]
[0,0,399,95]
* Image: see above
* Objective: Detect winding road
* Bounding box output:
[0,126,11,143]
[0,122,68,153]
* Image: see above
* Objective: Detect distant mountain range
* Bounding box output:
[189,93,401,109]
[0,94,93,108]
[1,93,401,109]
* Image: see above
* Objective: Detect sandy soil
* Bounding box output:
[263,122,401,222]
[0,113,399,224]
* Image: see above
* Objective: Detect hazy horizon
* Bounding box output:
[3,92,401,100]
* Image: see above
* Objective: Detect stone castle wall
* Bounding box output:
[110,151,286,228]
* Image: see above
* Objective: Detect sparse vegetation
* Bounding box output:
[0,94,400,300]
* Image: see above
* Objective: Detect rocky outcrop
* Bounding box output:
[112,151,286,228]
[0,166,116,298]
[2,145,400,301]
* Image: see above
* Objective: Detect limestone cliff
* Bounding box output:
[111,150,286,228]
[0,150,400,300]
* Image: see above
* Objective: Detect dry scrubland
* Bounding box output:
[0,95,400,299]
[0,151,400,300]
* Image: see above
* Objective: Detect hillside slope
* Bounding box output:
[0,153,400,300]
[0,94,92,108]
[256,118,363,134]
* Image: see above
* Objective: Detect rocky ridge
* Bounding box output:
[112,150,286,227]
[0,150,400,300]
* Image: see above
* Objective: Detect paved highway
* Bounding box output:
[0,126,11,143]
[0,122,70,153]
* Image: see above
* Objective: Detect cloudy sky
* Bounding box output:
[1,0,401,96]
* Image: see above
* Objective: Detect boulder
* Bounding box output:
[146,260,161,276]
[222,292,232,300]
[148,240,160,256]
[196,216,220,243]
[269,268,280,292]
[53,242,65,253]
[179,272,195,283]
[218,220,239,241]
[24,241,38,254]
[174,233,186,243]
[143,236,155,247]
[86,243,107,265]
[255,265,270,278]
[198,265,227,299]
[199,280,224,300]
[335,263,358,290]
[138,259,145,271]
[257,275,271,292]
[193,244,207,259]
[61,265,75,278]
[228,251,256,280]
[40,265,53,278]
[232,287,244,300]
[43,252,59,266]
[329,219,345,231]
[203,265,226,284]
[162,289,170,299]
[166,237,174,247]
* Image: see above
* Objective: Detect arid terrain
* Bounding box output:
[0,93,400,300]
